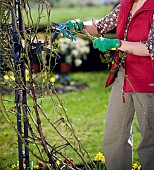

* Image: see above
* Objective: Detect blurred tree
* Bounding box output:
[28,0,61,7]
[49,0,61,7]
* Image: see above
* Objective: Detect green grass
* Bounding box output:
[0,71,141,169]
[26,5,113,26]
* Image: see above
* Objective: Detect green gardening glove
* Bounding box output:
[93,37,121,52]
[66,19,84,31]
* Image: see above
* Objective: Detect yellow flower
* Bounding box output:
[33,165,39,169]
[11,164,16,169]
[32,83,36,88]
[16,161,19,169]
[23,164,26,169]
[50,77,56,83]
[132,163,141,170]
[4,75,9,80]
[94,152,105,162]
[25,75,29,81]
[56,160,60,166]
[25,69,29,81]
[10,76,15,81]
[132,163,138,169]
[3,72,15,81]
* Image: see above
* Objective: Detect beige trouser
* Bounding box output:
[103,68,154,170]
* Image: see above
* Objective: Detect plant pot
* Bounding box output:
[60,63,72,73]
[32,63,40,73]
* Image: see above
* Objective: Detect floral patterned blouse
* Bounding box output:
[93,4,154,59]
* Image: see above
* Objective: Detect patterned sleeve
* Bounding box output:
[92,4,120,36]
[143,15,154,60]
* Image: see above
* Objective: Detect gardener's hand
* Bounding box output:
[93,37,121,52]
[66,19,84,31]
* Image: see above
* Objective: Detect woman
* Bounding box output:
[65,0,154,169]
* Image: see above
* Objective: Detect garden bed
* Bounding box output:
[0,81,89,96]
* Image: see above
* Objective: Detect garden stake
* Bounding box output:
[11,0,29,169]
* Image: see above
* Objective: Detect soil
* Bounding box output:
[0,83,89,96]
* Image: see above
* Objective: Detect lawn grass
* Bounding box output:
[0,71,141,169]
[27,5,113,26]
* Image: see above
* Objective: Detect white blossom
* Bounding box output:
[74,59,82,67]
[58,37,90,66]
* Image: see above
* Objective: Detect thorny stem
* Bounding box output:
[0,0,96,169]
[37,103,93,170]
[51,86,96,169]
[0,93,48,163]
[3,0,152,169]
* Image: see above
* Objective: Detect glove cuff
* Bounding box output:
[115,39,122,48]
[118,39,122,48]
[75,19,84,31]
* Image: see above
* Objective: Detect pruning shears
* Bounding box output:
[51,22,77,42]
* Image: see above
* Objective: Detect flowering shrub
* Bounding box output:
[7,155,142,170]
[132,163,141,170]
[5,161,39,170]
[94,152,106,170]
[1,71,88,95]
[58,37,90,66]
[94,152,142,170]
